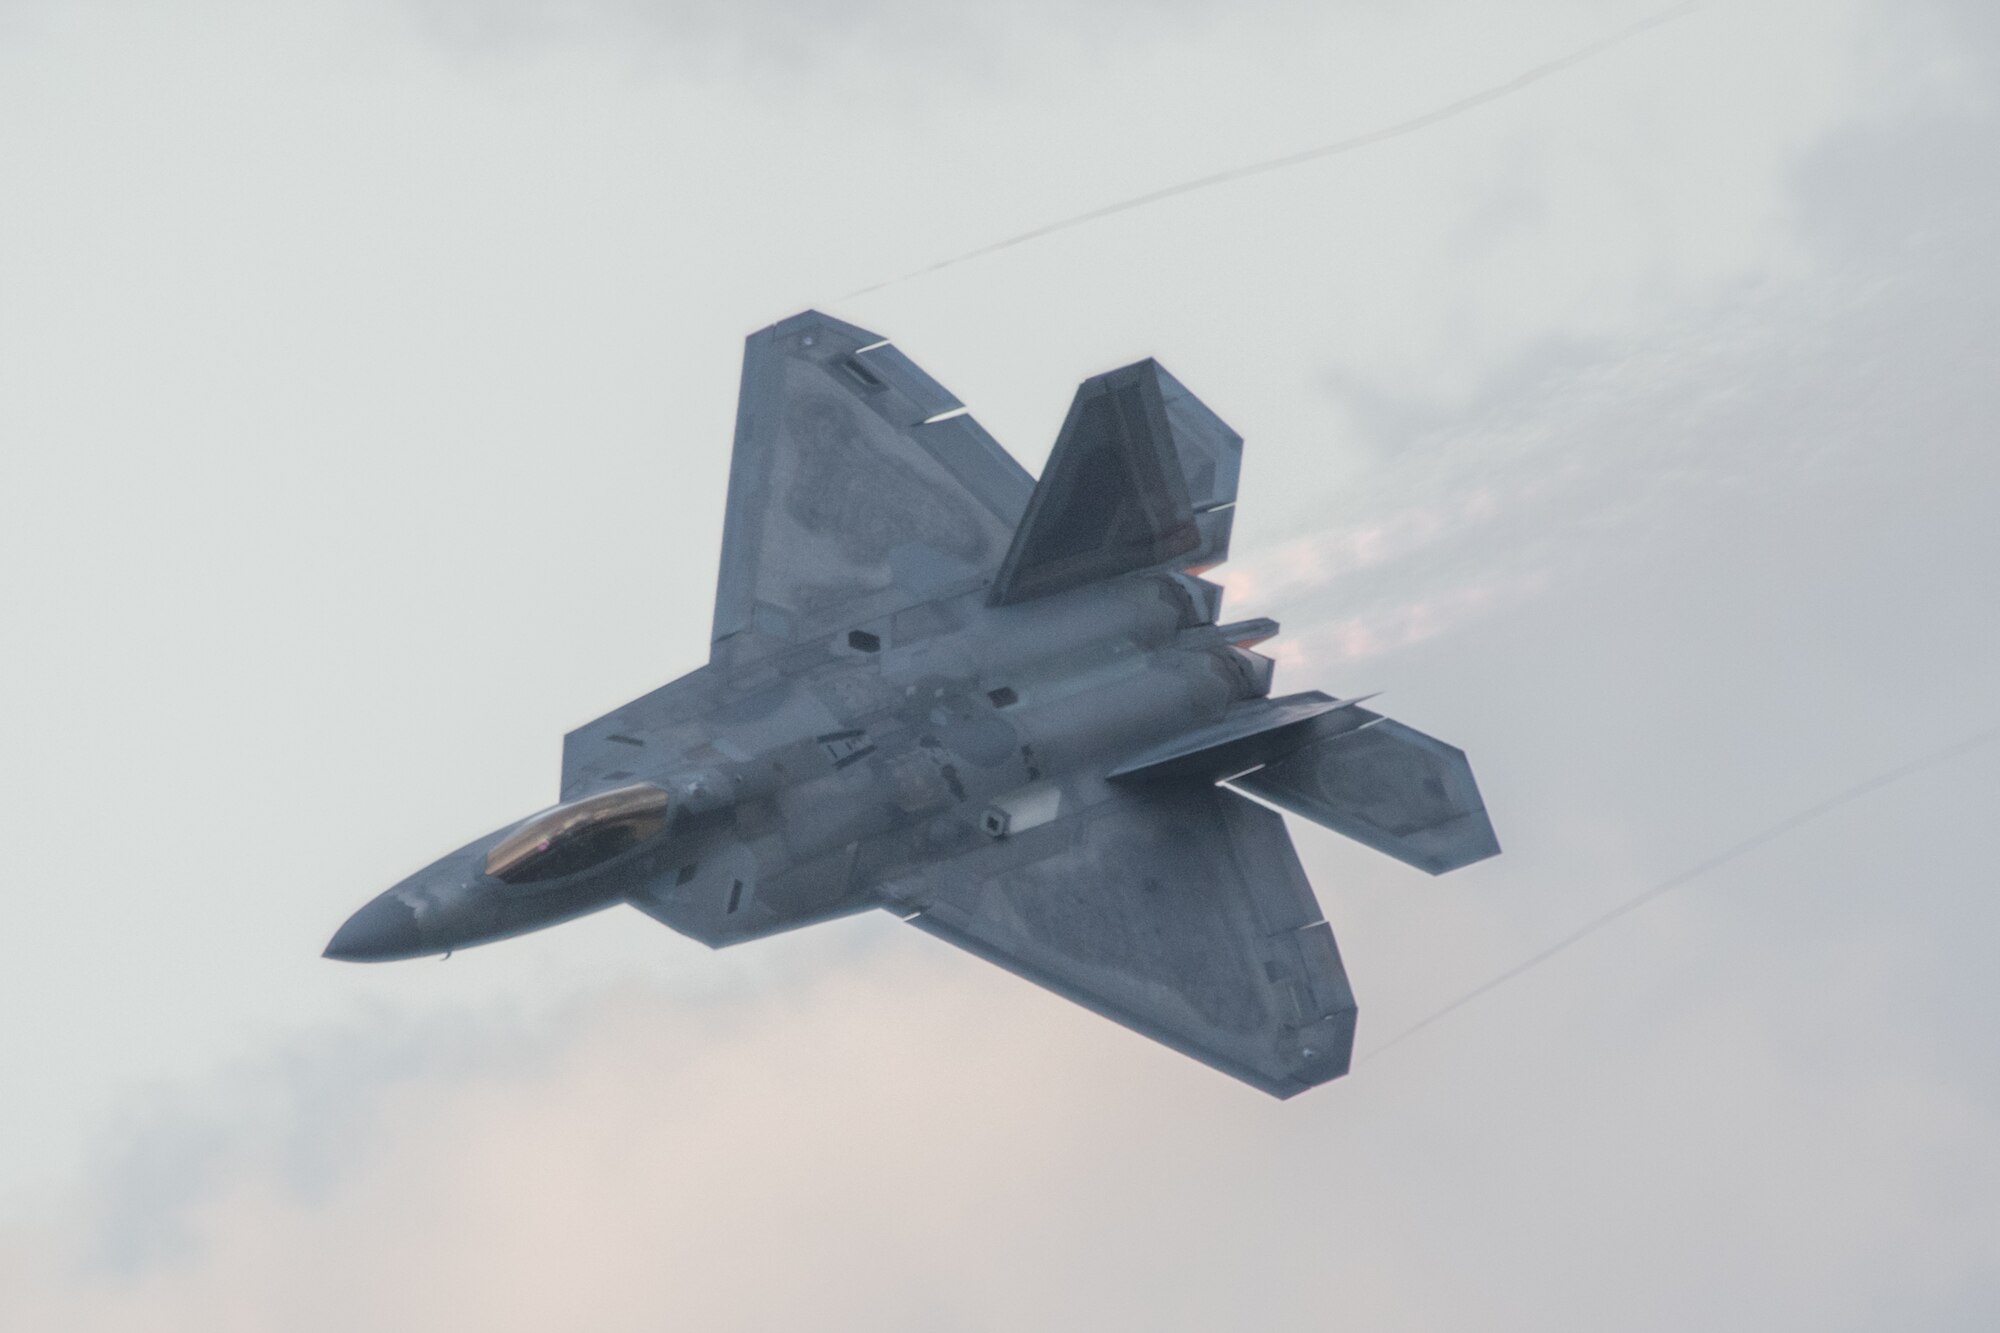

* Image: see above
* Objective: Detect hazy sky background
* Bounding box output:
[3,1,1997,1328]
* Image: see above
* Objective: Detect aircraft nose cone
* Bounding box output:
[324,894,425,962]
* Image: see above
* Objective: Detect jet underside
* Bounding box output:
[327,310,1500,1098]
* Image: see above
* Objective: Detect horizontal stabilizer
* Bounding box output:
[1231,717,1499,875]
[1107,691,1375,784]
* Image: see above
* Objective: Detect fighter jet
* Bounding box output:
[326,310,1499,1097]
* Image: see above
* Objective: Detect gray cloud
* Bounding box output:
[5,1,1998,1328]
[394,0,1223,74]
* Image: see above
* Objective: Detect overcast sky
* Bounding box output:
[3,1,1997,1328]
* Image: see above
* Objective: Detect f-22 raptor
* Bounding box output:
[326,311,1499,1096]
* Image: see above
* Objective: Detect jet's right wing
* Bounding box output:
[876,781,1356,1097]
[712,311,1034,664]
[559,666,723,801]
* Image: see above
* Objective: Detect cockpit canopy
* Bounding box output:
[484,783,672,885]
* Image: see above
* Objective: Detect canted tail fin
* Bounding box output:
[988,361,1241,606]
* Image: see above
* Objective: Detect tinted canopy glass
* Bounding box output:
[484,783,671,885]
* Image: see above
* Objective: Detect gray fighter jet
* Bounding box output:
[326,310,1499,1097]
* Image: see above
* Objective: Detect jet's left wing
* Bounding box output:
[876,782,1357,1097]
[711,311,1033,664]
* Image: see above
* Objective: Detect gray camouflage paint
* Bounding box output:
[326,310,1499,1097]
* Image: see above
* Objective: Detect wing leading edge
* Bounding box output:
[877,781,1356,1097]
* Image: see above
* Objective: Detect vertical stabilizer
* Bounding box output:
[988,361,1242,605]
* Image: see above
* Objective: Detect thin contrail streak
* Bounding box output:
[1356,724,2000,1065]
[840,2,1704,301]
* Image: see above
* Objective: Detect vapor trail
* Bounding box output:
[1357,724,2000,1065]
[840,2,1704,300]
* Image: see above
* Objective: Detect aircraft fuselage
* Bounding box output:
[325,572,1252,962]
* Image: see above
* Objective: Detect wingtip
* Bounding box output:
[763,309,884,350]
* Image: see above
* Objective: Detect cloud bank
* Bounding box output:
[5,1,1999,1328]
